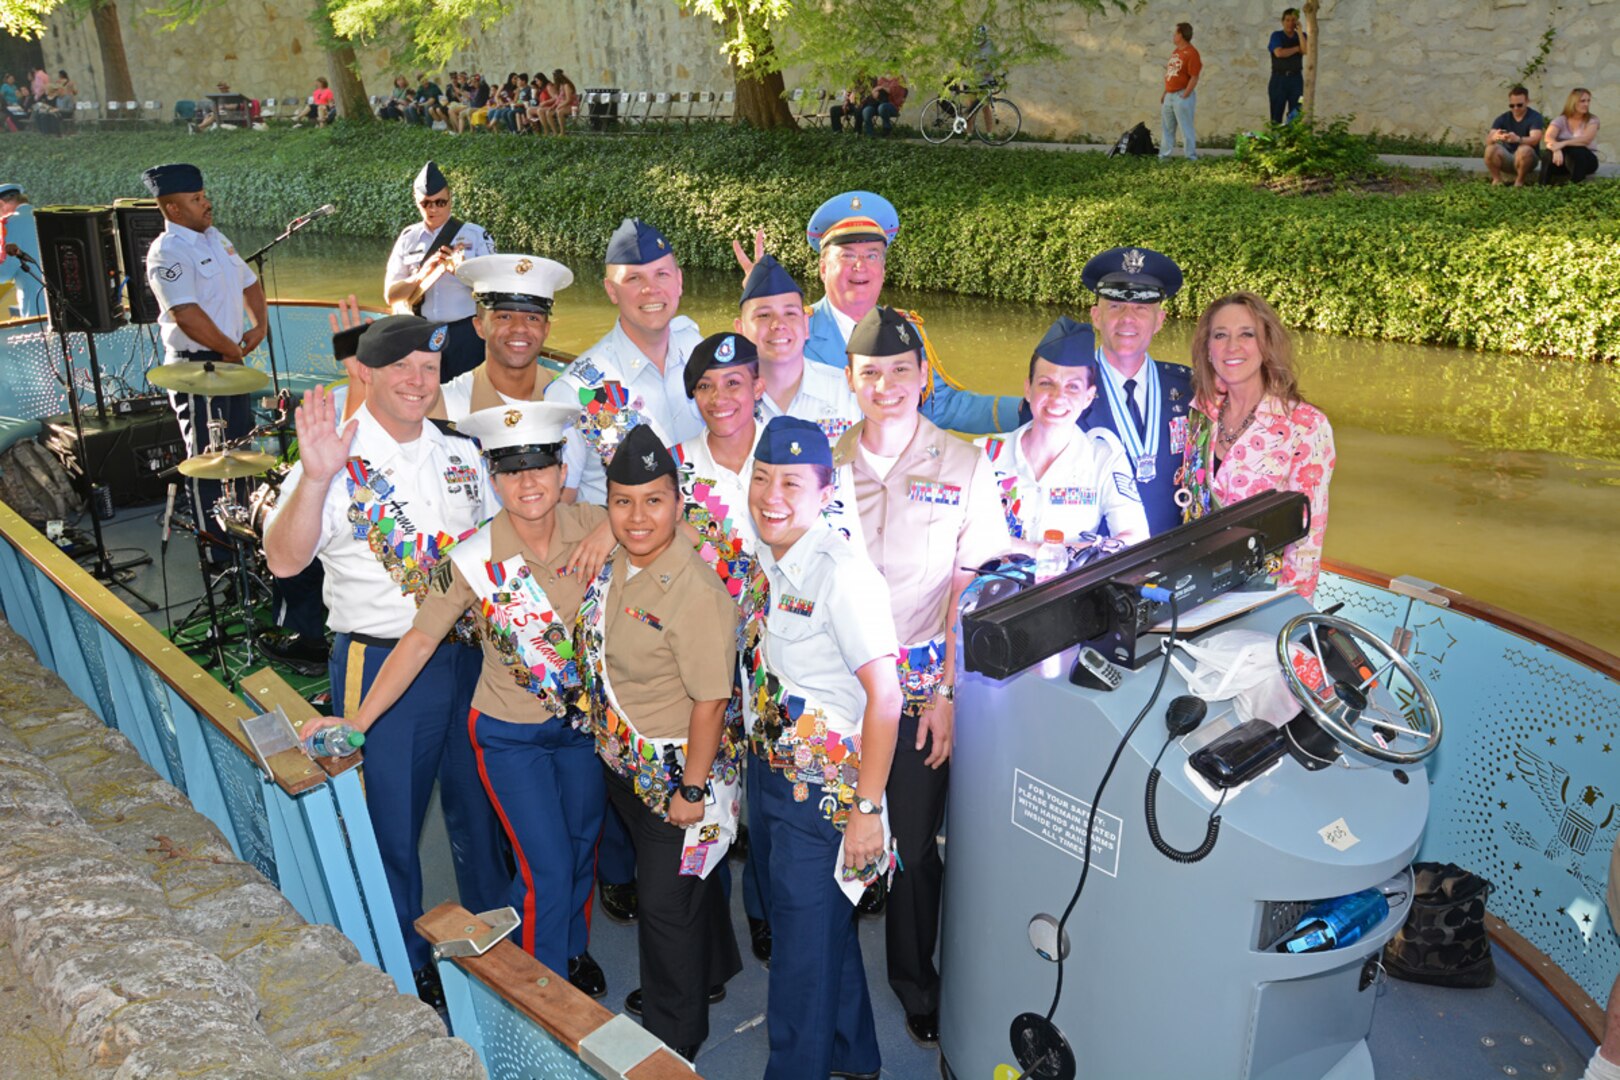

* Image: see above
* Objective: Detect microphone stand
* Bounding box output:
[244,210,326,458]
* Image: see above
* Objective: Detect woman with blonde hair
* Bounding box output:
[1541,87,1600,184]
[1174,291,1335,598]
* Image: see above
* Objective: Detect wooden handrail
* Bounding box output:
[416,903,698,1079]
[238,665,360,789]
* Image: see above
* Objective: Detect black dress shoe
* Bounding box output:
[856,875,888,917]
[598,881,639,924]
[674,1045,700,1062]
[257,630,330,676]
[748,916,772,966]
[905,1008,940,1047]
[413,964,445,1010]
[624,984,726,1016]
[567,951,606,998]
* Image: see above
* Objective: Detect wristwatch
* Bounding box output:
[937,683,956,702]
[678,784,706,804]
[855,796,883,815]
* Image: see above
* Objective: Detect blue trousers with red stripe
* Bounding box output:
[749,757,880,1079]
[330,634,505,970]
[470,710,604,975]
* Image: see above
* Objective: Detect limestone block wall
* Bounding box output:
[37,0,1619,161]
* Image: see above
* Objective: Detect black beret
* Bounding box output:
[683,332,759,398]
[355,314,449,369]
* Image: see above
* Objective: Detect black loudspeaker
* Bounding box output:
[113,198,166,324]
[40,407,185,507]
[35,205,127,334]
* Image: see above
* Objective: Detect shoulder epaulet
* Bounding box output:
[1158,359,1193,384]
[429,417,471,441]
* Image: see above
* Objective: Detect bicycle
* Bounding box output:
[918,79,1022,146]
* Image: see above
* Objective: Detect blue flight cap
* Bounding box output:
[605,217,674,266]
[1080,246,1183,303]
[756,416,833,468]
[141,163,204,197]
[413,160,448,197]
[1033,315,1097,366]
[805,190,900,254]
[740,253,802,306]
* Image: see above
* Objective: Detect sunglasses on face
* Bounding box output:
[1509,102,1528,109]
[419,197,450,209]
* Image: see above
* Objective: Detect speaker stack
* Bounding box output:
[113,198,166,325]
[33,205,128,334]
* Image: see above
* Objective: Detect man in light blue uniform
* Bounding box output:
[142,162,269,535]
[1073,246,1193,535]
[802,190,1021,435]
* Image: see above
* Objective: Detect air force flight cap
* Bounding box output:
[455,401,578,473]
[740,253,803,305]
[605,217,674,266]
[846,305,921,358]
[806,190,900,253]
[605,423,677,486]
[1081,246,1184,304]
[684,332,759,398]
[413,160,449,197]
[456,253,574,315]
[141,163,204,197]
[1033,315,1098,366]
[756,416,832,468]
[356,314,449,369]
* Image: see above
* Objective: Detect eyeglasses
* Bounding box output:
[834,250,885,267]
[1509,102,1528,109]
[419,197,450,209]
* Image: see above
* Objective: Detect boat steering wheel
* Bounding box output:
[1277,613,1442,765]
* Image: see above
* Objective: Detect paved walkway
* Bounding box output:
[994,139,1620,177]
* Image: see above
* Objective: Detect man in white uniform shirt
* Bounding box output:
[545,217,704,507]
[737,253,860,442]
[262,314,508,1008]
[383,160,496,382]
[435,252,574,421]
[142,162,268,535]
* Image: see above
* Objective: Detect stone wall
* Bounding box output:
[36,0,1620,160]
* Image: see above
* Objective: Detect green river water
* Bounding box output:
[246,228,1620,656]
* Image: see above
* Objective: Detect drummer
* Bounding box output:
[299,399,616,986]
[577,424,742,1059]
[743,415,901,1079]
[434,253,574,421]
[142,162,269,538]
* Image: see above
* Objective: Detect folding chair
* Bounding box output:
[805,89,829,127]
[719,90,735,121]
[142,100,161,126]
[651,91,671,127]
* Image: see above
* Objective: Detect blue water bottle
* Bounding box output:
[1277,888,1390,954]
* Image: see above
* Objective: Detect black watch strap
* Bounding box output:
[679,783,706,803]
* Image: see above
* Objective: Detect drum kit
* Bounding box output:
[147,359,291,676]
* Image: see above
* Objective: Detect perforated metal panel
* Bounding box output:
[134,662,188,795]
[469,976,601,1078]
[63,601,115,721]
[198,719,278,887]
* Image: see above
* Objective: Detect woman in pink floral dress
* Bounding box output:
[1173,291,1334,598]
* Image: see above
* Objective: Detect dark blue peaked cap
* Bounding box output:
[756,416,832,468]
[740,253,802,305]
[142,163,203,197]
[1033,316,1097,366]
[1080,246,1183,304]
[605,217,674,266]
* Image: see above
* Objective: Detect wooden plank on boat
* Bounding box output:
[239,665,360,791]
[1486,913,1607,1044]
[415,902,700,1079]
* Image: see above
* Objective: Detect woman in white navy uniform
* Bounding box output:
[301,399,616,986]
[978,315,1150,550]
[383,160,495,382]
[743,415,901,1080]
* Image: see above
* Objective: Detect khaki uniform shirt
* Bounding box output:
[604,539,738,740]
[433,361,554,422]
[415,504,606,722]
[835,415,1008,646]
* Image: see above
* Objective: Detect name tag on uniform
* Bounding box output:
[907,480,961,506]
[778,595,815,617]
[623,606,663,631]
[1049,487,1097,507]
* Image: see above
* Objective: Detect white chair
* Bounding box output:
[719,90,735,121]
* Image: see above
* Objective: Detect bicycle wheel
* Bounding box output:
[919,97,957,144]
[975,96,1022,146]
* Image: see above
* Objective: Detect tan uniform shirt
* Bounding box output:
[603,539,738,741]
[432,361,554,422]
[835,415,1008,646]
[415,504,606,722]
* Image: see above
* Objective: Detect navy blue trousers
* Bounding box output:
[749,758,880,1079]
[472,711,604,975]
[329,634,506,969]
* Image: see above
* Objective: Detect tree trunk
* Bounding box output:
[734,66,796,129]
[90,2,135,102]
[326,41,373,122]
[1301,0,1320,119]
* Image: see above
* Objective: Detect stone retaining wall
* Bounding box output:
[35,0,1620,160]
[0,618,484,1079]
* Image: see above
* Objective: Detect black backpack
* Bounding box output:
[1109,122,1157,157]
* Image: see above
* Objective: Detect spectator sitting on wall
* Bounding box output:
[525,72,552,133]
[1541,87,1601,185]
[193,81,232,132]
[296,76,334,127]
[865,75,907,136]
[29,67,47,101]
[542,69,576,136]
[380,75,410,121]
[31,70,75,135]
[446,73,471,132]
[411,73,444,127]
[1,73,25,132]
[1484,84,1544,187]
[830,75,874,133]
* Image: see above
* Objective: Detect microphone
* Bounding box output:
[289,204,337,229]
[3,243,39,267]
[160,482,177,548]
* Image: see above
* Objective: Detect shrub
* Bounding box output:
[7,125,1618,358]
[1235,115,1383,180]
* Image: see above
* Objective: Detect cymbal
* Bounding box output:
[178,449,278,480]
[147,361,270,396]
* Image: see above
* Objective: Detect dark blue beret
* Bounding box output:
[356,314,449,368]
[684,332,759,398]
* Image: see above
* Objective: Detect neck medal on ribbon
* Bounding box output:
[1095,344,1162,484]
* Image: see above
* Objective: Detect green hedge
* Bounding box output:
[7,125,1620,358]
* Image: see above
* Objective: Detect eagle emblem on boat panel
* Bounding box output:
[1504,744,1619,896]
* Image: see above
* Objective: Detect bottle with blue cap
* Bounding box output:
[1276,888,1389,953]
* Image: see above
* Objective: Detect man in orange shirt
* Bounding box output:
[1160,21,1202,161]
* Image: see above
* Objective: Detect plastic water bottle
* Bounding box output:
[1034,529,1069,583]
[1276,888,1389,953]
[304,724,366,759]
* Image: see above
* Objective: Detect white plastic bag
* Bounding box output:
[1170,629,1310,726]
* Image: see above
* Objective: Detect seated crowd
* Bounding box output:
[2,68,78,134]
[377,69,581,134]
